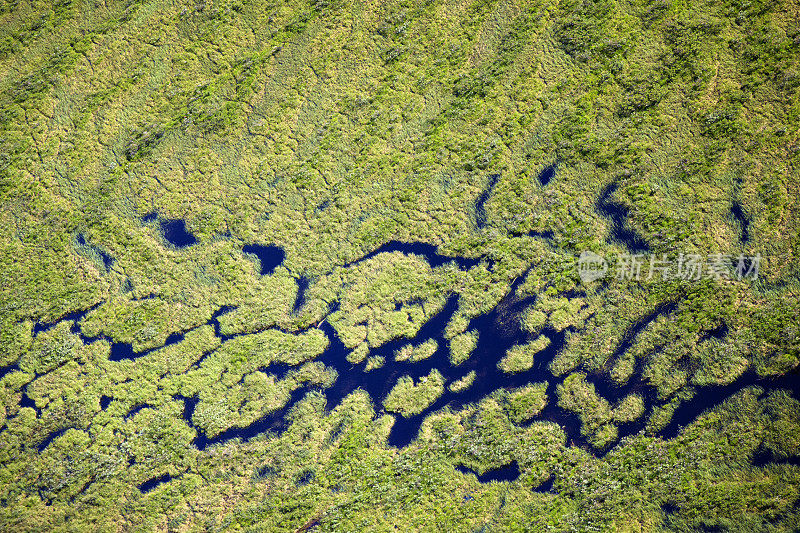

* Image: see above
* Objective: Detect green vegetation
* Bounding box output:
[0,0,798,529]
[520,307,547,333]
[498,334,550,373]
[364,355,385,372]
[395,338,438,362]
[502,382,548,424]
[448,330,478,366]
[449,371,476,393]
[383,369,446,417]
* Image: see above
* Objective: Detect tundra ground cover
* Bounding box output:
[1,0,799,530]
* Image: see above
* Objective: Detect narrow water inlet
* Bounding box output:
[730,201,751,244]
[456,461,521,483]
[138,473,173,493]
[475,173,500,229]
[293,276,310,313]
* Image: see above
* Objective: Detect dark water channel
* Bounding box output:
[730,201,751,244]
[346,241,482,270]
[293,276,310,313]
[456,461,521,483]
[475,174,500,229]
[138,473,173,493]
[178,260,578,470]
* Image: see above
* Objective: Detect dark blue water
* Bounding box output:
[584,299,730,445]
[295,469,315,486]
[164,331,184,345]
[662,503,679,515]
[346,241,483,270]
[475,173,500,229]
[590,360,800,447]
[138,473,172,493]
[108,331,185,362]
[20,390,40,415]
[575,294,800,447]
[730,201,750,244]
[699,322,729,342]
[750,447,800,467]
[173,266,800,458]
[37,428,67,452]
[32,302,102,336]
[243,244,285,275]
[253,362,294,382]
[533,475,555,493]
[142,214,197,248]
[182,271,575,451]
[527,229,555,241]
[596,183,650,253]
[176,394,198,426]
[209,306,235,338]
[161,219,197,248]
[456,461,520,483]
[293,276,310,313]
[538,164,556,186]
[109,343,137,361]
[100,396,111,410]
[187,388,303,450]
[660,370,800,440]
